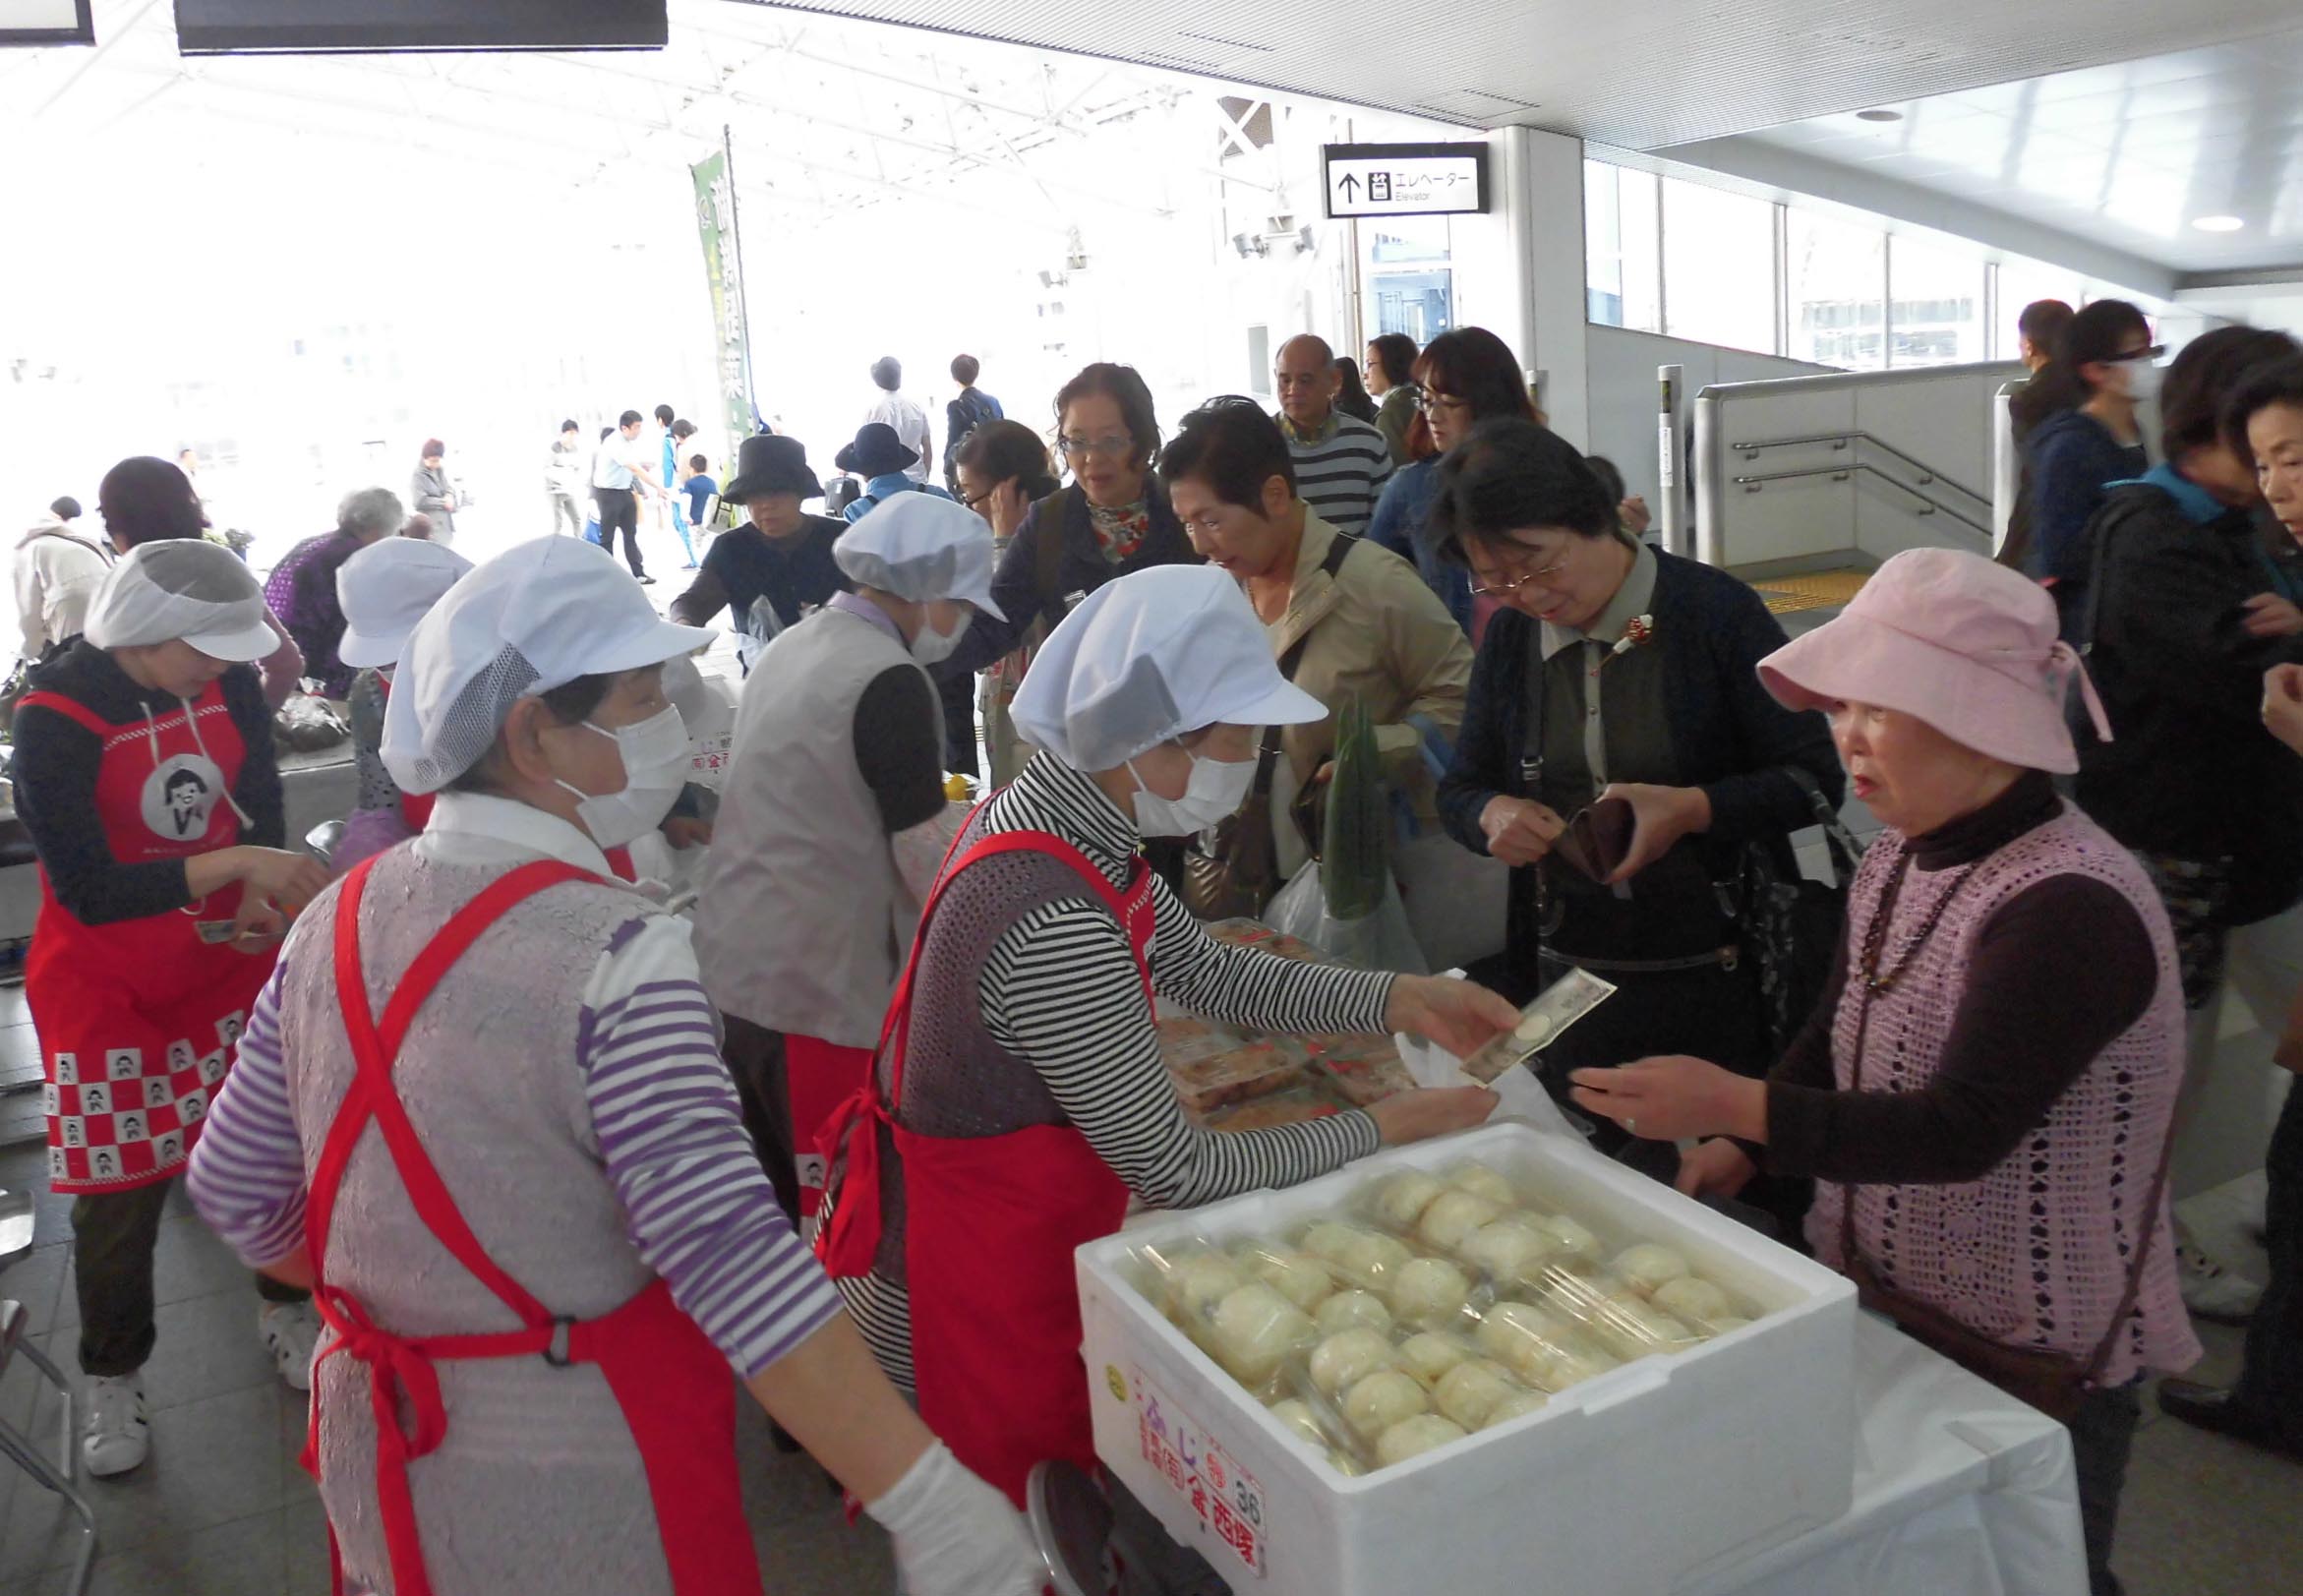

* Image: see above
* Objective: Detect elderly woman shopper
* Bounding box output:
[1434,420,1842,1098]
[1570,548,2197,1596]
[1367,326,1540,636]
[13,540,332,1475]
[1157,396,1472,914]
[331,536,475,871]
[265,485,408,699]
[14,495,111,665]
[670,433,851,674]
[953,419,1062,788]
[695,496,1001,1226]
[817,562,1508,1510]
[187,535,1039,1596]
[95,455,303,707]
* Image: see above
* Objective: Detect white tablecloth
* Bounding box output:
[1708,1315,2088,1596]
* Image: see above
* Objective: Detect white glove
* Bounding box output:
[865,1441,1046,1596]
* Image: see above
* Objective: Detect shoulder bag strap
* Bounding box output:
[1033,487,1078,616]
[1250,531,1361,798]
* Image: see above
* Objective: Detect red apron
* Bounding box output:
[785,1034,872,1227]
[817,825,1148,1507]
[302,856,760,1596]
[19,683,273,1195]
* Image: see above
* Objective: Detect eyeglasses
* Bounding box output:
[1060,435,1134,460]
[962,488,995,512]
[2107,344,2168,364]
[1467,548,1574,598]
[1415,391,1472,416]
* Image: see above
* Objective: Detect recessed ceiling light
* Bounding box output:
[2191,214,2246,232]
[1856,108,1904,123]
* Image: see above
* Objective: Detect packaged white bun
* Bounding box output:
[1479,1389,1550,1431]
[1315,1289,1394,1337]
[1386,1257,1472,1329]
[1370,1169,1448,1230]
[1416,1190,1504,1253]
[1652,1275,1735,1326]
[1328,1448,1367,1477]
[1336,1230,1415,1285]
[1301,1220,1365,1264]
[1165,1252,1248,1320]
[1531,1212,1601,1258]
[1586,1298,1697,1355]
[1375,1414,1468,1467]
[1210,1282,1315,1386]
[1446,1161,1518,1206]
[1267,1397,1327,1448]
[1248,1246,1337,1312]
[1396,1330,1476,1384]
[1310,1328,1397,1394]
[1343,1368,1431,1439]
[1477,1301,1617,1390]
[1611,1242,1693,1296]
[1434,1358,1521,1430]
[1458,1218,1559,1283]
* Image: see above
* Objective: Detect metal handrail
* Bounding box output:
[1731,463,1994,542]
[1729,432,1989,506]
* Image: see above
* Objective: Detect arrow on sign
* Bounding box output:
[1338,173,1361,202]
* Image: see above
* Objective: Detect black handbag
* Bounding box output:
[1733,767,1865,1054]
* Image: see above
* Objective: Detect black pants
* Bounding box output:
[2069,1379,2143,1596]
[74,1177,307,1378]
[720,1014,801,1225]
[938,664,978,778]
[593,487,644,578]
[2235,1075,2303,1448]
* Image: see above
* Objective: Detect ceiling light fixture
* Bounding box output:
[2191,214,2246,233]
[1856,108,1904,123]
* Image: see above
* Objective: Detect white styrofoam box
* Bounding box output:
[1078,1122,1857,1596]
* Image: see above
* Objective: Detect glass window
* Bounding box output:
[1787,211,1885,370]
[1363,214,1455,346]
[1995,255,2088,361]
[1886,236,1984,368]
[1585,160,1660,333]
[1661,177,1777,356]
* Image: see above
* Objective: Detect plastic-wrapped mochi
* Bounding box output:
[1343,1369,1430,1438]
[1479,1389,1550,1430]
[1653,1275,1735,1326]
[1396,1330,1474,1383]
[1164,1252,1247,1319]
[1375,1414,1467,1467]
[1447,1161,1517,1206]
[1386,1257,1472,1328]
[1610,1242,1692,1295]
[1251,1248,1337,1312]
[1209,1282,1314,1385]
[1337,1230,1415,1284]
[1267,1397,1327,1448]
[1416,1190,1504,1252]
[1301,1220,1366,1263]
[1315,1289,1394,1337]
[1310,1328,1397,1394]
[1531,1212,1600,1258]
[1371,1169,1448,1229]
[1459,1218,1557,1282]
[1434,1358,1520,1429]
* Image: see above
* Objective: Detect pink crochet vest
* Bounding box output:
[1806,803,2201,1386]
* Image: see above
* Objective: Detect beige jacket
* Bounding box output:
[1264,509,1473,878]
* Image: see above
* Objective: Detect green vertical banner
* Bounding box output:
[691,149,753,469]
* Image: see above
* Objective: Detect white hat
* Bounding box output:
[1010,564,1325,771]
[336,538,475,669]
[833,495,1006,620]
[85,539,277,662]
[382,536,714,795]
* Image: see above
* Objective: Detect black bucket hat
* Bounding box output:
[723,434,822,502]
[834,422,920,478]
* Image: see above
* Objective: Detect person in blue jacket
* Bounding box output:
[2023,299,2156,639]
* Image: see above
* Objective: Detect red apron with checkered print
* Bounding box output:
[19,683,274,1196]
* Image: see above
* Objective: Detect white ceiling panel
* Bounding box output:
[747,0,2302,150]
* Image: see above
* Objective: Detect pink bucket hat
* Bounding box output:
[1756,548,2111,775]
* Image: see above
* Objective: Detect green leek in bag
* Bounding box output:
[1321,695,1388,922]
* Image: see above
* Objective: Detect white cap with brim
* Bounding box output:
[84,539,277,663]
[382,535,714,795]
[1010,563,1326,771]
[833,495,1006,620]
[337,538,476,669]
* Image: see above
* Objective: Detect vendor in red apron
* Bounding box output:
[696,495,998,1225]
[332,536,473,872]
[184,535,1038,1596]
[817,562,1514,1508]
[10,538,332,1479]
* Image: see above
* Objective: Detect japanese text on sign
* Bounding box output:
[1134,1368,1270,1578]
[1323,143,1490,219]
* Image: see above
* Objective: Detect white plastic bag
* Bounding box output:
[1267,859,1429,975]
[1394,1030,1580,1142]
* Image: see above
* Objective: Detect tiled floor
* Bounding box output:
[2,1132,2298,1595]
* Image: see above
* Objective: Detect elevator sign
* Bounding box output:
[1323,142,1489,219]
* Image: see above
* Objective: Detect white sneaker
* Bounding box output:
[2176,1239,2263,1325]
[82,1372,150,1478]
[260,1300,323,1391]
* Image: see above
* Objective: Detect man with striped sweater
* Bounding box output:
[1273,332,1392,535]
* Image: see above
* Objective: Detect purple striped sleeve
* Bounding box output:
[186,966,311,1267]
[580,971,846,1378]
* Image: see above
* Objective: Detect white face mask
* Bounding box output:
[1127,747,1258,836]
[555,703,689,850]
[2117,358,2163,405]
[909,608,972,666]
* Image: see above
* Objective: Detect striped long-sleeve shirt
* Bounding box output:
[840,754,1395,1383]
[1282,409,1393,538]
[188,793,845,1379]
